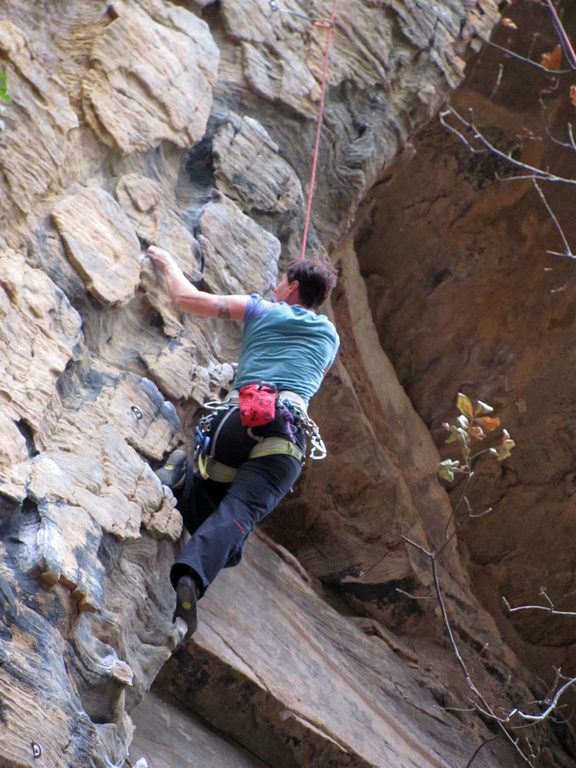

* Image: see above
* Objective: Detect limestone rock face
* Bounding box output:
[2,0,573,767]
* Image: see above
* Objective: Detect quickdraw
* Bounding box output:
[308,422,327,461]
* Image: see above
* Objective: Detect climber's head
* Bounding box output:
[275,259,337,309]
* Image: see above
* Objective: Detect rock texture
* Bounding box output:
[156,532,525,768]
[130,687,269,767]
[357,0,576,740]
[1,0,574,767]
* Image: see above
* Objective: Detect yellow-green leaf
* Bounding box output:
[456,392,474,420]
[438,459,461,482]
[490,432,515,461]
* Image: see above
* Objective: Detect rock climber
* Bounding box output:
[146,245,339,637]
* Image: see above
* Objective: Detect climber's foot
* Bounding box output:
[173,575,198,636]
[156,449,187,490]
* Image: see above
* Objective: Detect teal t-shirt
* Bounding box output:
[234,295,339,406]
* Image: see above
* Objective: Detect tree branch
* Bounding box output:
[514,675,576,723]
[544,0,576,69]
[440,107,576,186]
[532,179,576,258]
[503,595,576,618]
[485,39,573,75]
[465,735,502,768]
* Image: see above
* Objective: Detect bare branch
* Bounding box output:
[443,505,458,541]
[465,735,502,768]
[539,587,554,610]
[362,545,394,576]
[439,107,576,186]
[490,63,504,100]
[430,558,480,694]
[485,39,573,75]
[402,535,573,764]
[426,553,535,765]
[400,535,433,558]
[439,108,487,156]
[496,173,559,184]
[396,588,436,601]
[444,472,476,540]
[544,0,576,70]
[435,525,458,558]
[429,10,576,754]
[532,179,576,258]
[515,676,576,723]
[539,96,576,151]
[503,595,576,618]
[467,641,492,680]
[485,2,576,74]
[468,505,493,519]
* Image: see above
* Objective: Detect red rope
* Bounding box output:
[299,0,340,260]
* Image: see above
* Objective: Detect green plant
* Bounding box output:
[0,69,12,105]
[438,392,515,484]
[0,68,11,133]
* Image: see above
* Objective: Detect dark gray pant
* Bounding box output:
[170,406,304,595]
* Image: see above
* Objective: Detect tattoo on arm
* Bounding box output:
[216,298,231,319]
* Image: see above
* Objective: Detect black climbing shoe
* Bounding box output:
[156,449,187,490]
[173,575,198,636]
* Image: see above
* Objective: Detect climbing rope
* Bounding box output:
[300,0,339,260]
[270,0,340,260]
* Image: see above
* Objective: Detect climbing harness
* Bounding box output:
[193,389,326,483]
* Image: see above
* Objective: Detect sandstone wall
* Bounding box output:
[357,0,576,743]
[1,1,569,767]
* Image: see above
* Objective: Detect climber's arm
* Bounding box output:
[146,246,248,321]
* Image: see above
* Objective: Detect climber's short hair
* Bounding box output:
[286,259,337,309]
